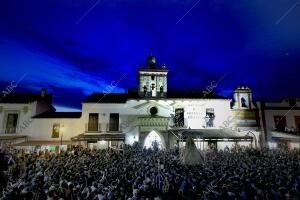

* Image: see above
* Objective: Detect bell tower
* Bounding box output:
[233,86,254,109]
[138,53,168,98]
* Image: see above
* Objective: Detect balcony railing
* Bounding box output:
[85,123,101,132]
[85,123,123,133]
[106,123,122,132]
[205,117,215,128]
[169,118,188,129]
[0,127,17,134]
[273,128,300,136]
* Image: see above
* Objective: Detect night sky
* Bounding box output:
[0,0,300,111]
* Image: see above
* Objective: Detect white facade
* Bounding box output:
[0,95,53,145]
[29,118,83,141]
[1,55,276,150]
[262,98,300,131]
[0,102,36,135]
[257,98,300,149]
[0,94,258,150]
[80,98,236,147]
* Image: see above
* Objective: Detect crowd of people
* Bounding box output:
[0,144,300,200]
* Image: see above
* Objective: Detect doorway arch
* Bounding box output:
[143,130,166,149]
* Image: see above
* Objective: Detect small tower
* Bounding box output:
[233,86,254,109]
[137,53,168,97]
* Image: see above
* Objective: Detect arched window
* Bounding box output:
[241,97,247,108]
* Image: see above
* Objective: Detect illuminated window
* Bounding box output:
[52,123,60,138]
[206,108,215,127]
[175,108,184,127]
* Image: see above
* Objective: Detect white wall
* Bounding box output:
[28,118,83,141]
[0,101,83,144]
[262,98,300,131]
[82,99,233,131]
[81,99,234,146]
[0,98,235,146]
[0,102,37,135]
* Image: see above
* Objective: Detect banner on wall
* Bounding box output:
[52,123,60,138]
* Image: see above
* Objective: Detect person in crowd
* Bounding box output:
[0,144,300,200]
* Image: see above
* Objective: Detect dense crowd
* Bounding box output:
[0,145,300,200]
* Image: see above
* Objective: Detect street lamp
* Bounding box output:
[246,131,257,149]
[60,125,65,152]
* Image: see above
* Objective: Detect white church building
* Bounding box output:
[0,54,272,151]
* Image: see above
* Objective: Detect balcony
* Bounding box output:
[0,127,17,134]
[106,123,122,133]
[273,128,300,136]
[205,117,215,128]
[85,123,101,133]
[235,120,258,127]
[84,123,123,133]
[169,118,188,129]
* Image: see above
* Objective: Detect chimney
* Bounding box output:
[41,88,46,98]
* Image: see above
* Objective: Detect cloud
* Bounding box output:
[0,0,300,107]
[0,39,126,108]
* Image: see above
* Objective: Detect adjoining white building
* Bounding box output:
[257,97,300,149]
[0,54,277,151]
[0,89,55,146]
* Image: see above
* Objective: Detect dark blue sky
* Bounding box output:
[0,0,300,110]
